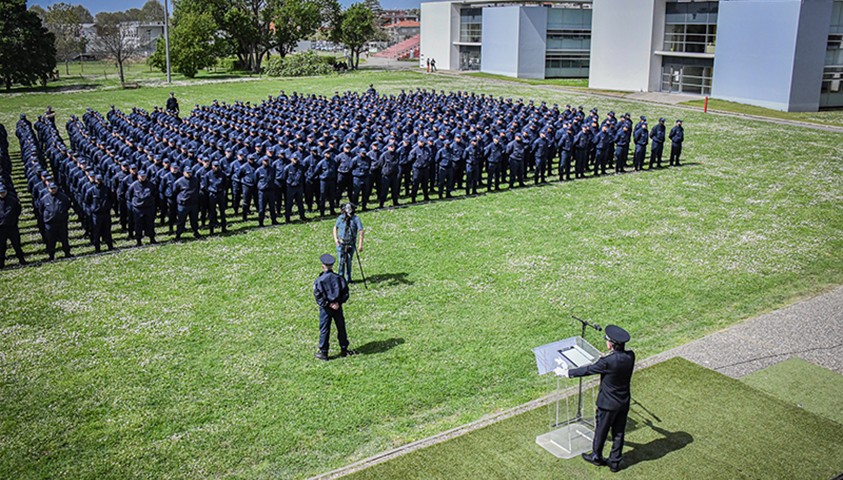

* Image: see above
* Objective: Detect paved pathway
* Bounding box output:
[312,285,843,479]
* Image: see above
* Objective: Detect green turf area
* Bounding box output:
[680,98,843,128]
[741,358,843,426]
[1,70,842,479]
[345,358,843,480]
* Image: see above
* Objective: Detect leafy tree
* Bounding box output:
[70,4,93,23]
[0,0,56,90]
[336,3,376,69]
[150,9,218,77]
[139,0,165,22]
[269,0,321,57]
[93,12,138,84]
[29,4,46,20]
[44,2,89,76]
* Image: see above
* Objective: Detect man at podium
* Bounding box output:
[567,325,635,473]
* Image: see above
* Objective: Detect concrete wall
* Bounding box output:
[589,0,657,91]
[420,1,458,70]
[517,7,548,79]
[713,0,833,112]
[480,6,521,77]
[481,6,547,79]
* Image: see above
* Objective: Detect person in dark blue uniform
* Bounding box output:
[238,154,258,221]
[484,135,504,191]
[255,156,278,227]
[84,174,114,252]
[436,140,454,199]
[313,253,352,361]
[204,160,228,234]
[567,325,635,473]
[130,170,158,246]
[166,92,180,116]
[283,155,307,223]
[633,122,648,172]
[649,118,666,169]
[0,183,27,268]
[506,134,527,188]
[409,139,431,202]
[173,167,201,240]
[315,150,338,216]
[378,143,400,208]
[668,119,684,166]
[40,183,73,260]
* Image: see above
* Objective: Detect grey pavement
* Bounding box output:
[313,285,843,479]
[640,285,843,377]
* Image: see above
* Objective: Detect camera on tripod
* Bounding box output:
[341,243,354,254]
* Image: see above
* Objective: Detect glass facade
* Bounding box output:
[661,57,713,95]
[459,8,482,43]
[459,46,481,71]
[545,6,592,78]
[820,1,843,107]
[663,2,718,54]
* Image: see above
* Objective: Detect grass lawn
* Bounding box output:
[464,72,589,88]
[741,358,843,425]
[680,97,843,128]
[1,70,842,479]
[344,358,843,479]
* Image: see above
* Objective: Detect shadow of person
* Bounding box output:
[355,338,405,355]
[623,419,694,467]
[366,272,413,287]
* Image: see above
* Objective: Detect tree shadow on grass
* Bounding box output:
[623,419,694,468]
[355,338,405,355]
[366,272,413,287]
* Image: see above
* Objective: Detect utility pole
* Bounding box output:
[163,0,171,83]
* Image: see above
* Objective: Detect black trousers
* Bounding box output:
[669,143,682,166]
[319,180,337,216]
[257,188,277,225]
[411,168,430,202]
[133,207,156,244]
[44,220,71,259]
[285,185,305,222]
[176,204,199,238]
[559,151,572,180]
[379,174,399,207]
[90,212,113,252]
[0,224,26,267]
[592,406,629,468]
[649,142,664,168]
[318,305,348,354]
[208,192,227,232]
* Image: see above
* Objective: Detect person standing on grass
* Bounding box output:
[40,182,73,260]
[0,183,27,268]
[669,119,684,166]
[313,253,353,361]
[166,92,180,116]
[564,325,635,473]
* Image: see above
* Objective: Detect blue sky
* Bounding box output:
[29,0,422,15]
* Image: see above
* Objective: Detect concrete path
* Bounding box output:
[640,285,843,377]
[312,284,843,479]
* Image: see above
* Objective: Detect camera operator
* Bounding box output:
[333,203,364,283]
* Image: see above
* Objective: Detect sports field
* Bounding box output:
[1,70,841,479]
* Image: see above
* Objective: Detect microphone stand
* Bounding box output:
[571,315,602,423]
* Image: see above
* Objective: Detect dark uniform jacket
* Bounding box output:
[313,270,350,309]
[569,349,635,411]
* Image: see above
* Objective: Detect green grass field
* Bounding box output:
[344,358,843,479]
[680,97,843,128]
[1,70,842,479]
[741,358,843,425]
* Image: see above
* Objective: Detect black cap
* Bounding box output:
[604,325,630,344]
[320,254,336,266]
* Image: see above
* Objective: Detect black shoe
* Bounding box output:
[608,462,621,473]
[341,349,356,357]
[581,453,606,468]
[314,351,328,361]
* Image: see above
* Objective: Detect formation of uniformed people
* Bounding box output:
[0,88,685,268]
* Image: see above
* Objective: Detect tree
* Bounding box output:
[336,3,376,69]
[93,13,138,84]
[139,0,166,22]
[44,2,89,76]
[150,9,218,77]
[70,4,93,23]
[0,0,56,90]
[269,0,322,58]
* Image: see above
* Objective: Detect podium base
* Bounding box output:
[535,422,594,459]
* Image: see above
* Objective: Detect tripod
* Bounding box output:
[340,215,367,288]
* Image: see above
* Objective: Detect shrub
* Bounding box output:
[264,51,334,77]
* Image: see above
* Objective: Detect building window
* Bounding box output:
[660,57,713,95]
[664,2,718,54]
[459,8,482,43]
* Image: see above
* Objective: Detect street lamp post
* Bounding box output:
[163,0,171,83]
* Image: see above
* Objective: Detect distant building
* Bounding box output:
[385,20,421,44]
[420,0,843,112]
[79,21,164,59]
[382,9,420,25]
